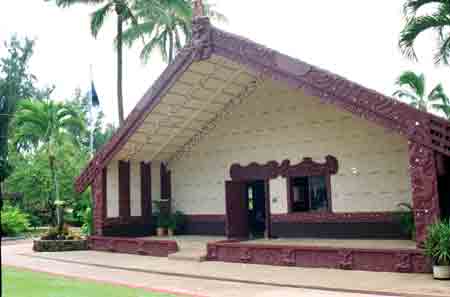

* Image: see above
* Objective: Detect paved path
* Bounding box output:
[2,241,449,297]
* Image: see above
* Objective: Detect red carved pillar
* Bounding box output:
[408,141,440,246]
[92,168,106,236]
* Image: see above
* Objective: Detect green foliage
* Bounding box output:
[397,203,415,239]
[1,205,30,236]
[424,220,450,265]
[156,212,170,228]
[5,138,91,225]
[168,211,186,231]
[399,0,450,65]
[122,0,227,63]
[393,71,450,118]
[81,207,93,236]
[0,36,46,184]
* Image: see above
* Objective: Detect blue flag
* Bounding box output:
[90,81,100,107]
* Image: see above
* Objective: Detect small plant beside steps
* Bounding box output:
[425,220,450,280]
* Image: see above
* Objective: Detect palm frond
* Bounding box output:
[90,2,114,37]
[48,0,104,8]
[121,21,157,47]
[403,0,449,16]
[396,71,426,98]
[399,14,450,61]
[434,32,450,64]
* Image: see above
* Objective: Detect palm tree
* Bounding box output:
[394,71,450,117]
[122,0,227,63]
[48,0,139,126]
[14,99,85,224]
[429,84,450,119]
[399,0,450,64]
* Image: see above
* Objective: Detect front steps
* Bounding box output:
[168,248,207,262]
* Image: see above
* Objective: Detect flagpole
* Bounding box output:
[89,64,95,156]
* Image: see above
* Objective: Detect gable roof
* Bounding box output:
[75,17,450,193]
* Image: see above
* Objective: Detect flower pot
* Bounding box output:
[167,229,175,237]
[433,265,450,280]
[156,227,166,237]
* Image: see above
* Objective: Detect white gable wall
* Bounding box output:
[106,161,119,218]
[129,161,142,216]
[170,79,412,215]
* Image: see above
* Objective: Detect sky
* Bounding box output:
[1,0,449,125]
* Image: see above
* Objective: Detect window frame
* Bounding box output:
[287,174,332,213]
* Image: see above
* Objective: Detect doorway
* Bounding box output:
[246,180,266,238]
[225,180,270,239]
[437,155,450,220]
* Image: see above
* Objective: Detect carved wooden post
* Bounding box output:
[408,141,440,246]
[92,169,106,236]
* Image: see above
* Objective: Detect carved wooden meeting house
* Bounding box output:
[75,9,450,273]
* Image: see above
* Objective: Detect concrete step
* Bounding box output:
[168,248,207,262]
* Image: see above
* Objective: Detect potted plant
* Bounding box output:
[166,211,186,237]
[167,216,177,237]
[424,220,450,279]
[156,212,169,237]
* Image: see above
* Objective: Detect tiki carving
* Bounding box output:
[338,251,353,270]
[409,141,440,246]
[191,17,213,61]
[92,170,105,236]
[395,253,412,273]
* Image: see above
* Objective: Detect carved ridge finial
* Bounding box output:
[193,0,205,19]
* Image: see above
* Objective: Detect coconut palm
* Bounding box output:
[122,0,227,63]
[47,0,139,126]
[13,99,85,222]
[394,71,450,117]
[399,0,450,64]
[429,83,450,119]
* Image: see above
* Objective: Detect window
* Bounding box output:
[289,176,329,212]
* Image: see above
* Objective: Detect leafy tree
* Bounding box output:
[13,99,85,224]
[122,0,227,63]
[5,140,91,225]
[0,36,49,206]
[399,0,450,64]
[47,0,140,126]
[393,71,450,117]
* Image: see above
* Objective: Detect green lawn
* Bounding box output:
[2,266,180,297]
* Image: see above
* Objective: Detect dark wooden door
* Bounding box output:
[225,180,249,238]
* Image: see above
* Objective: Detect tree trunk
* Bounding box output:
[117,13,125,126]
[49,155,62,230]
[169,33,174,63]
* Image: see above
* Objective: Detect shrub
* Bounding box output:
[81,207,93,236]
[41,224,69,240]
[1,205,30,236]
[397,203,415,239]
[424,220,450,266]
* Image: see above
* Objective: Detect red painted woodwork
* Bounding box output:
[92,169,107,235]
[230,156,338,181]
[408,142,440,246]
[88,236,178,257]
[206,240,430,273]
[119,161,130,218]
[225,181,249,238]
[271,212,401,223]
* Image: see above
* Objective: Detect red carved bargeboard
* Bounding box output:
[88,236,178,257]
[206,241,430,273]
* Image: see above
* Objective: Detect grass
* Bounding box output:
[2,266,181,297]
